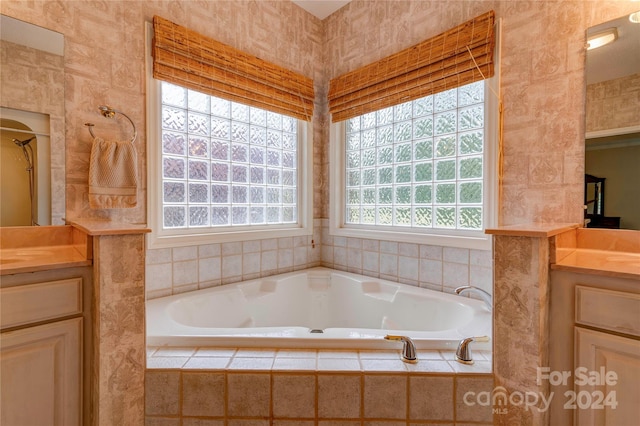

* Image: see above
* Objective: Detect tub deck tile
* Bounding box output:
[146,346,494,374]
[272,357,317,370]
[183,357,231,369]
[317,358,361,371]
[228,357,275,370]
[147,356,190,369]
[193,348,237,357]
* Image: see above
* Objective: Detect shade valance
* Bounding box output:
[329,10,495,122]
[153,16,315,121]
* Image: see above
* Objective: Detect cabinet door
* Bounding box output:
[575,327,640,426]
[1,318,82,426]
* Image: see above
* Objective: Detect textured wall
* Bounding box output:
[586,72,640,132]
[322,0,639,226]
[4,0,637,229]
[0,0,324,224]
[3,0,636,251]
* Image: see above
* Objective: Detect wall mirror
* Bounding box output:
[584,11,640,230]
[0,14,65,226]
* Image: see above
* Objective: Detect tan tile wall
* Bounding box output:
[0,0,324,224]
[145,347,494,425]
[493,234,551,425]
[319,220,493,296]
[4,0,636,229]
[145,218,494,300]
[586,72,640,132]
[93,233,147,425]
[322,1,639,227]
[146,371,493,425]
[145,220,323,299]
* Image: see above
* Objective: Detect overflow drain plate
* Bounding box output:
[310,329,324,333]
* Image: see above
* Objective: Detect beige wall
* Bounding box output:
[323,1,639,226]
[0,0,324,224]
[586,73,640,132]
[586,144,640,229]
[2,0,637,230]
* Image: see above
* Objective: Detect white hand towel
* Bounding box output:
[88,137,138,209]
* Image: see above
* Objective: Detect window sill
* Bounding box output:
[329,224,492,251]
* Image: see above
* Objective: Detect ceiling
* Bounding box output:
[291,0,351,20]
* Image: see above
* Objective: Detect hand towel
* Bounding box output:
[88,137,138,209]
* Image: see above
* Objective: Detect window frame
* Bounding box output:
[145,23,313,249]
[329,77,500,251]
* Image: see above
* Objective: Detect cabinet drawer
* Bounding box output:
[576,285,640,337]
[0,278,82,329]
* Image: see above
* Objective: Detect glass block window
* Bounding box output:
[344,81,485,231]
[160,81,298,229]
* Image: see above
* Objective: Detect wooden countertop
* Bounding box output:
[552,248,640,280]
[485,223,580,238]
[0,245,92,276]
[69,219,151,236]
[1,221,149,275]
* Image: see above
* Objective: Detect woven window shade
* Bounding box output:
[153,16,315,121]
[329,11,495,122]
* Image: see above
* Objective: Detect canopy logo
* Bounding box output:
[463,367,619,415]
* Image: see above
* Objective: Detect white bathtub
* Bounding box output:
[147,267,491,350]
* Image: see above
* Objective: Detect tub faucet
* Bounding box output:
[455,286,492,311]
[384,335,417,363]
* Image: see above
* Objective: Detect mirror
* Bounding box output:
[585,11,640,230]
[0,14,65,226]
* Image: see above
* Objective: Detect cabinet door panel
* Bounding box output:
[1,318,81,426]
[575,327,640,426]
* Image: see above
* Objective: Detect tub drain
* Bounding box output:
[310,329,324,333]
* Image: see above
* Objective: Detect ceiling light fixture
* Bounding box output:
[629,11,640,23]
[586,28,618,50]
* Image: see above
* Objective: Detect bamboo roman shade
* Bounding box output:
[329,11,496,122]
[153,16,315,121]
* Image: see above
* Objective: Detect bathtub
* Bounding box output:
[147,267,491,350]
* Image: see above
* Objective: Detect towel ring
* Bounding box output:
[84,105,137,144]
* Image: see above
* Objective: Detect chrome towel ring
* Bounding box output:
[84,105,137,144]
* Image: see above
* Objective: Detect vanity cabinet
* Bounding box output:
[0,268,92,426]
[573,286,640,426]
[549,271,640,426]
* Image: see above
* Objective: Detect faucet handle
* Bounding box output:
[384,335,417,363]
[455,335,490,365]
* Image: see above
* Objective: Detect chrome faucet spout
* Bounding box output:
[455,286,492,311]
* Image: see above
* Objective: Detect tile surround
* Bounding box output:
[145,220,324,299]
[146,347,493,425]
[320,220,493,298]
[146,219,494,301]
